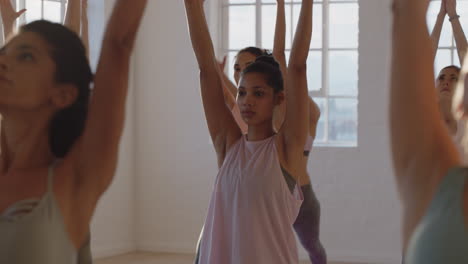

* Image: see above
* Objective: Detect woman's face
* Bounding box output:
[234,52,258,84]
[237,72,283,127]
[436,67,459,100]
[0,31,74,115]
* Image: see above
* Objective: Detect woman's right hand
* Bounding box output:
[0,0,26,26]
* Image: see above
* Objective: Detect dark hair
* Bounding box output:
[242,55,284,93]
[440,65,461,74]
[20,20,93,158]
[237,47,270,58]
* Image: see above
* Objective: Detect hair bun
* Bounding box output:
[255,55,280,69]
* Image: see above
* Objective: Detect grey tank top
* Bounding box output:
[0,165,78,264]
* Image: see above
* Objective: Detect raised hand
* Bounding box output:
[0,0,26,39]
[218,55,227,72]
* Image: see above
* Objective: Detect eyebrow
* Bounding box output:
[1,43,40,54]
[16,44,40,53]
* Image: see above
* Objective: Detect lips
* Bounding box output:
[241,110,255,118]
[441,88,451,93]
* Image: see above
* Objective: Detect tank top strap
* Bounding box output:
[46,160,59,193]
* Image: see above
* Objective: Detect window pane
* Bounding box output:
[293,3,322,49]
[44,1,62,23]
[229,6,256,49]
[230,0,255,4]
[261,4,292,50]
[312,97,326,143]
[434,49,454,75]
[329,51,358,97]
[307,51,322,91]
[329,98,357,143]
[25,0,42,23]
[329,3,358,48]
[427,1,452,47]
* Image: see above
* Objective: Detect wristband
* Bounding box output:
[450,15,460,22]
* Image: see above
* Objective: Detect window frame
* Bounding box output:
[220,0,359,147]
[16,0,68,25]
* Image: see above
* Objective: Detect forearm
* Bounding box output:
[2,20,13,40]
[289,0,312,68]
[184,1,218,71]
[273,0,286,65]
[450,18,468,65]
[81,0,89,58]
[104,0,148,52]
[430,13,445,62]
[64,0,81,35]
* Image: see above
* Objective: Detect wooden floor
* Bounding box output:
[95,252,366,264]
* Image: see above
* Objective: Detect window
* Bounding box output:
[428,0,468,73]
[222,0,359,147]
[16,0,68,24]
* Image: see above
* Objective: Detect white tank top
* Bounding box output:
[198,135,303,264]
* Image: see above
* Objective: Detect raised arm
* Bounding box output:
[64,0,81,36]
[273,0,287,73]
[446,0,467,65]
[430,0,446,62]
[279,0,312,153]
[0,0,26,41]
[71,0,147,196]
[390,0,459,231]
[185,0,241,164]
[217,56,238,109]
[81,0,89,58]
[308,97,320,140]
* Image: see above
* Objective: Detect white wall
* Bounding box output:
[89,0,137,258]
[133,0,403,263]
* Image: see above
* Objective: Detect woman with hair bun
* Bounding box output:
[185,0,313,262]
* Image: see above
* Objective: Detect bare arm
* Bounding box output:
[64,0,80,36]
[81,0,89,58]
[273,0,287,74]
[390,0,459,229]
[280,0,312,164]
[446,0,467,65]
[185,0,241,164]
[217,56,237,109]
[0,0,26,41]
[430,0,446,62]
[308,96,320,140]
[70,0,148,195]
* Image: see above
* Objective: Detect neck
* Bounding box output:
[247,120,276,141]
[0,113,54,173]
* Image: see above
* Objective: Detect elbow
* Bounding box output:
[104,30,139,55]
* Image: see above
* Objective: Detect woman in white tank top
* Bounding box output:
[185,0,313,263]
[203,1,326,262]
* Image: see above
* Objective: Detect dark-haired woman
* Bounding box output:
[0,0,147,263]
[216,1,326,263]
[185,0,312,262]
[0,1,93,263]
[430,0,467,159]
